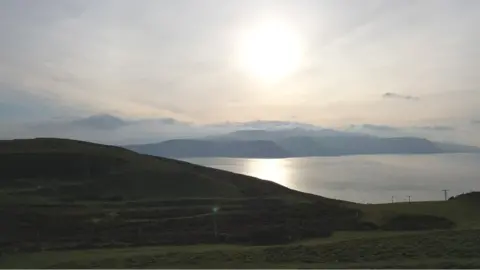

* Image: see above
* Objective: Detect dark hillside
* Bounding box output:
[449,192,480,202]
[0,138,310,200]
[0,138,360,253]
[0,138,474,268]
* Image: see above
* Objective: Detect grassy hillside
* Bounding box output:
[357,200,480,230]
[0,138,357,255]
[0,138,320,201]
[2,229,480,268]
[0,138,479,268]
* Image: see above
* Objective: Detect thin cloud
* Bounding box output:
[1,0,480,148]
[359,124,399,131]
[416,126,454,131]
[350,124,454,132]
[383,92,419,101]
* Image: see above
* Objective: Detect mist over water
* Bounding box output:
[184,154,480,203]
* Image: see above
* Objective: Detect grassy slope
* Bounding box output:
[357,199,480,229]
[2,229,480,268]
[0,138,355,261]
[0,138,328,201]
[0,138,479,268]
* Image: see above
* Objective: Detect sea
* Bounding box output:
[183,153,480,203]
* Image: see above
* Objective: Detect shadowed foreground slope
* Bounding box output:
[0,138,357,253]
[1,138,479,269]
[0,138,317,200]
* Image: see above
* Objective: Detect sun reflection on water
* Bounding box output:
[245,158,293,188]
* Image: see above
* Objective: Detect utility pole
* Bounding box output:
[212,206,219,238]
[408,196,411,203]
[442,189,449,201]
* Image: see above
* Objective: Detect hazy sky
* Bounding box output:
[1,0,480,143]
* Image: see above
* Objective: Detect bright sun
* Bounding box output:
[237,21,302,83]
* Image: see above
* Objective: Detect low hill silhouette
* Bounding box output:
[449,191,480,202]
[0,138,324,201]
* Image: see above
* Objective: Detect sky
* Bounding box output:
[1,0,480,145]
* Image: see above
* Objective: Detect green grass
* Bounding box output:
[0,138,326,202]
[2,229,479,268]
[1,138,479,269]
[357,199,480,229]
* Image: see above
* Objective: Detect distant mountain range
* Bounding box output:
[125,129,480,158]
[8,114,480,155]
[126,139,291,158]
[206,128,366,141]
[70,114,129,130]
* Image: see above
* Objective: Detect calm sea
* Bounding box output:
[183,153,480,203]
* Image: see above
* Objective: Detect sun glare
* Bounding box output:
[246,159,291,188]
[237,20,302,83]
